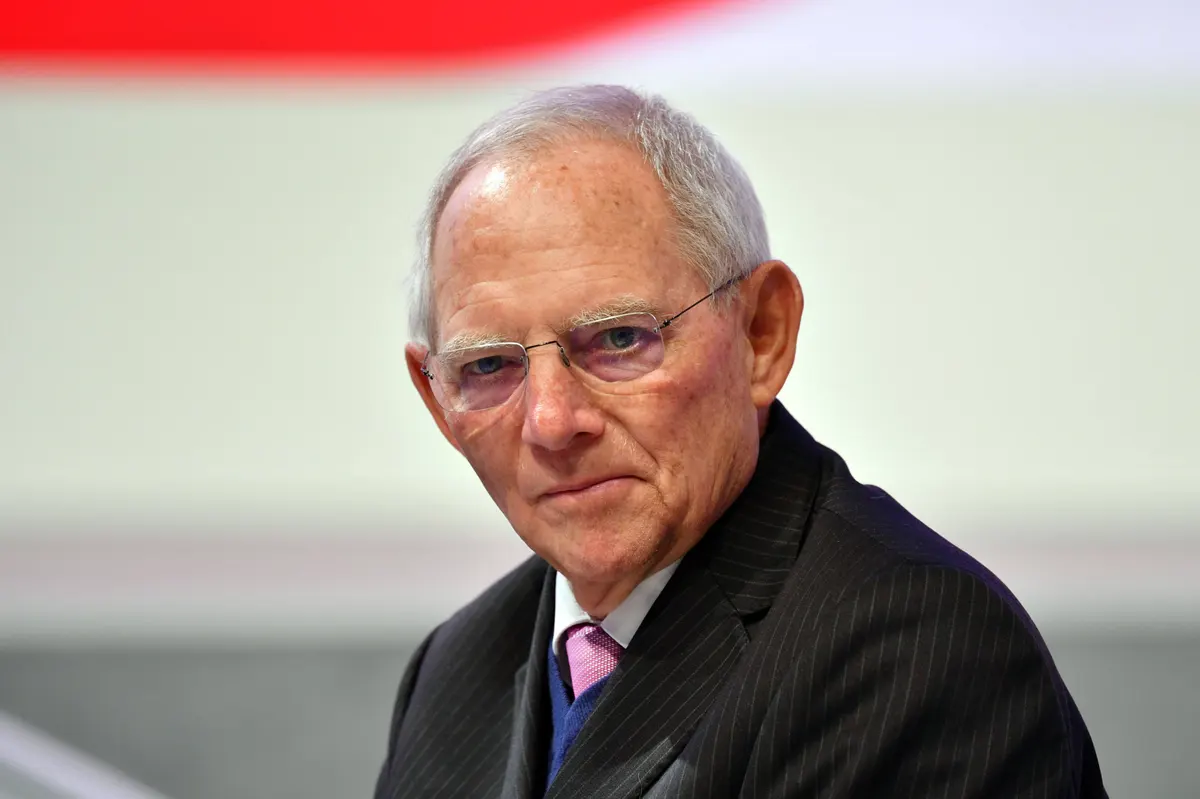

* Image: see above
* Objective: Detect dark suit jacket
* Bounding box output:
[376,405,1106,798]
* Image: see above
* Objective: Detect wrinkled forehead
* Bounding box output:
[433,142,673,275]
[427,141,702,345]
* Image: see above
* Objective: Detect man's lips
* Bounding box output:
[539,476,635,500]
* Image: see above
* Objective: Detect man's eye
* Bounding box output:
[600,327,643,350]
[464,356,506,376]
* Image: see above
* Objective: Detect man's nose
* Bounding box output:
[520,345,604,451]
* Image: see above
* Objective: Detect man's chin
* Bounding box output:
[557,555,636,587]
[511,504,668,583]
[543,532,662,588]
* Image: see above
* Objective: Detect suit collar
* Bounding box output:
[552,560,682,656]
[545,402,826,798]
[692,401,826,617]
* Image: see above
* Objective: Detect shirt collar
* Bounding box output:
[552,560,680,657]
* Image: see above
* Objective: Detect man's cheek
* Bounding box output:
[456,446,507,505]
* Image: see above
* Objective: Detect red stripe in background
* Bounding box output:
[0,0,731,70]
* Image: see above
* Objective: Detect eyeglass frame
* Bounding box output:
[419,272,749,409]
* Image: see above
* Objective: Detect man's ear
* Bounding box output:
[405,342,463,454]
[740,260,804,410]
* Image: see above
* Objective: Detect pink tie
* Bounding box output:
[564,623,623,696]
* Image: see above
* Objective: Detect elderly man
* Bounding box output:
[375,86,1105,799]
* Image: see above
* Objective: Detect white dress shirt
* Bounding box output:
[552,561,681,659]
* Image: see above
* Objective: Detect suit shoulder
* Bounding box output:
[813,449,1000,583]
[792,447,1049,646]
[377,557,546,794]
[770,560,1097,796]
[402,553,547,704]
[782,451,1079,709]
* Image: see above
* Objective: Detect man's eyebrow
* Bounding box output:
[558,296,661,332]
[437,296,664,350]
[438,330,513,353]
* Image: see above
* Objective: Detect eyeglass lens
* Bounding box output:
[429,312,666,411]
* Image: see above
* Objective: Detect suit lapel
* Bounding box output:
[501,565,556,799]
[546,403,826,799]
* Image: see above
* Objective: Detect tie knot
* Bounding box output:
[563,623,623,697]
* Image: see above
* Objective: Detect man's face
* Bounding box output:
[419,140,762,598]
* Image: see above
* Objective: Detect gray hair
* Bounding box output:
[410,84,770,346]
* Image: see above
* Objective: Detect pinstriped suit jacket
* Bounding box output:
[376,404,1106,798]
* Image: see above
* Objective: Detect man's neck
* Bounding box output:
[568,574,641,619]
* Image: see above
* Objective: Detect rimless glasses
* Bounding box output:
[420,274,745,412]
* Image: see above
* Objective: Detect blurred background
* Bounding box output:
[1,0,1198,796]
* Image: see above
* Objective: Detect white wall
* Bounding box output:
[1,82,1198,639]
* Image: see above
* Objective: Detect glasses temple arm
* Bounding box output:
[658,274,744,329]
